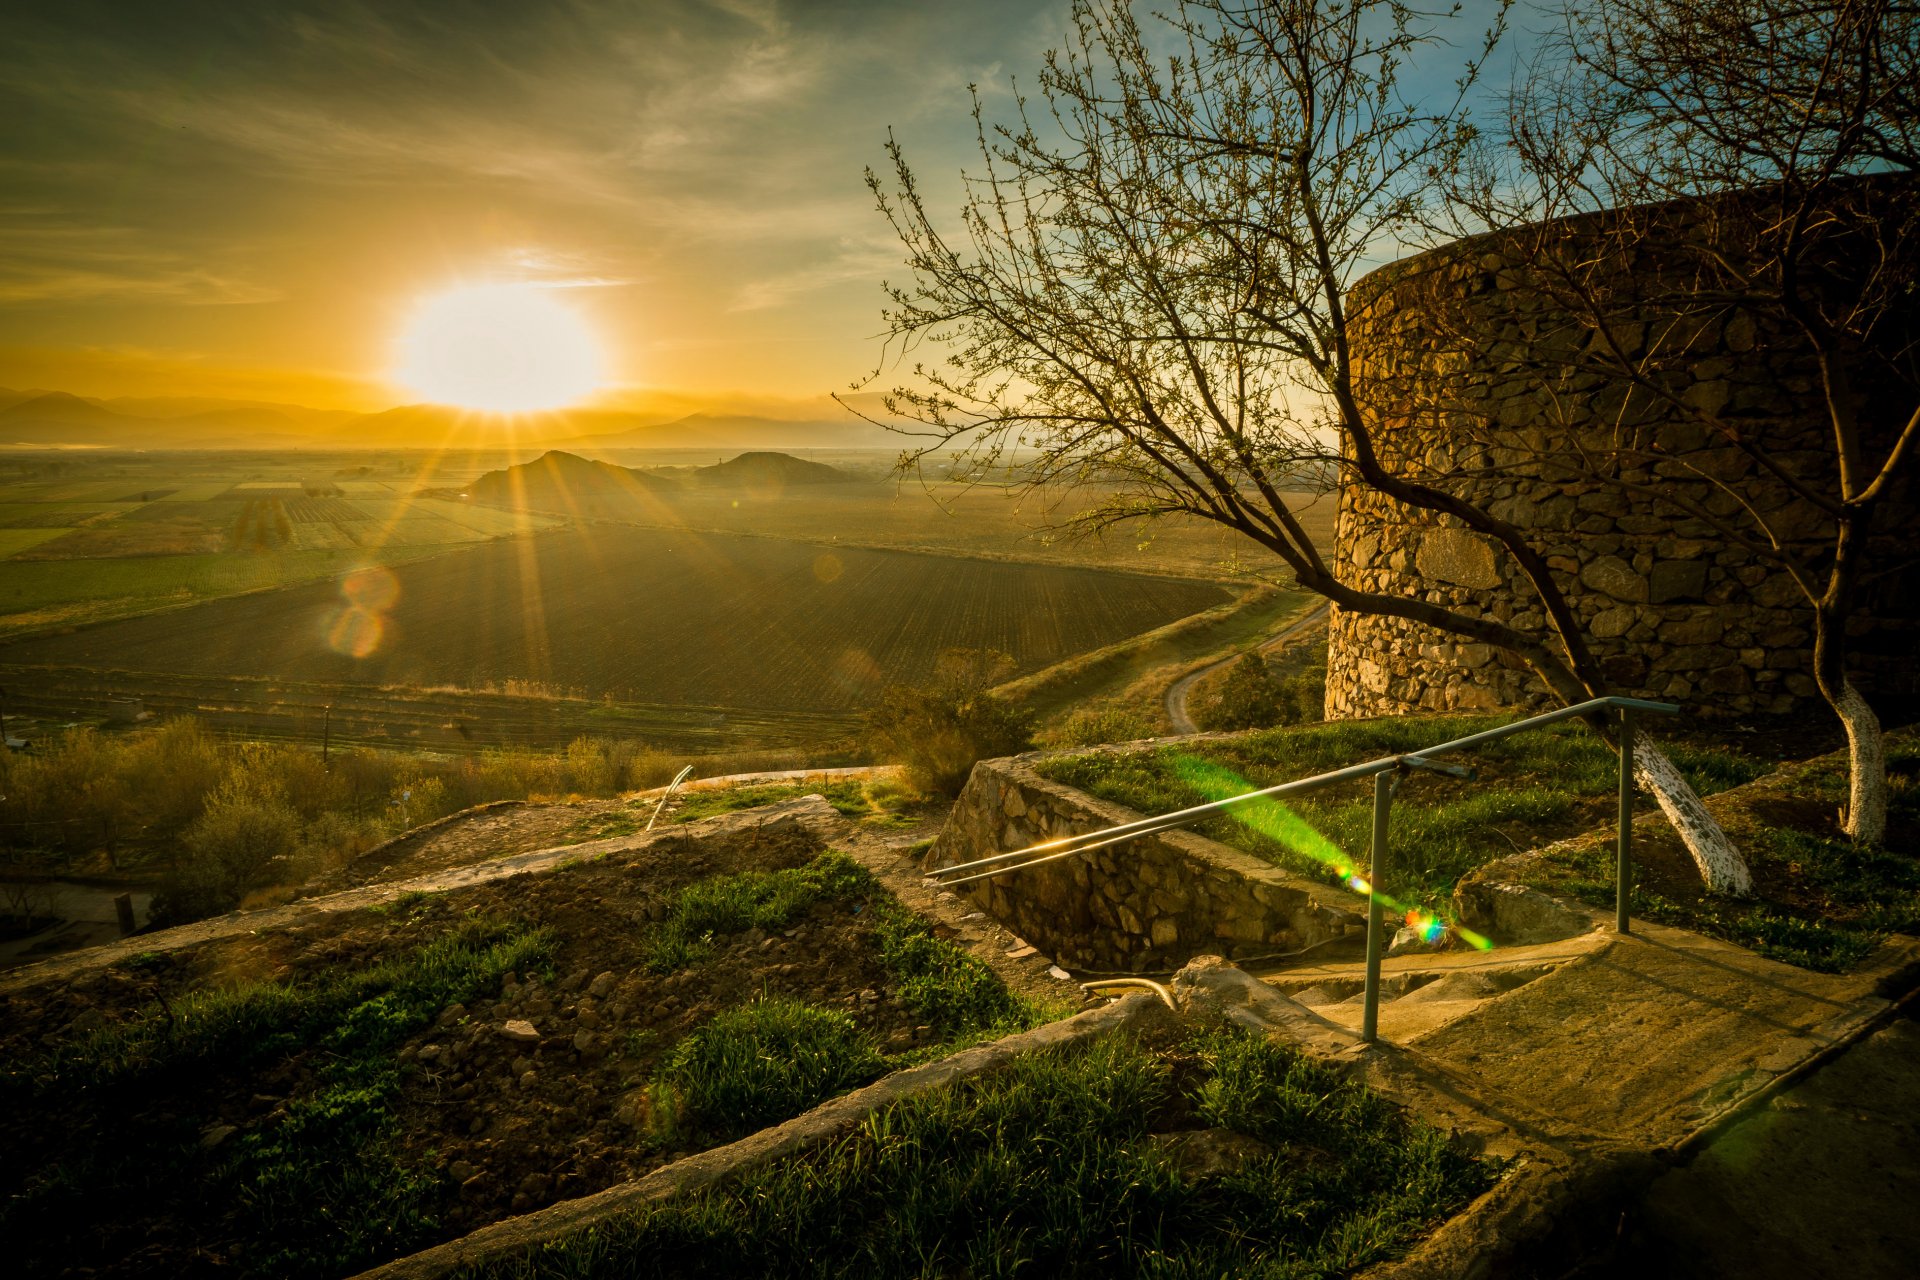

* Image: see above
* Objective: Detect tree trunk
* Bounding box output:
[1634,743,1753,897]
[1836,679,1888,844]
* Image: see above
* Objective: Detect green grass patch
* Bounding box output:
[474,1022,1494,1279]
[4,914,555,1279]
[872,904,1039,1037]
[1037,715,1765,917]
[1543,741,1920,972]
[12,914,551,1097]
[642,851,876,972]
[652,997,889,1139]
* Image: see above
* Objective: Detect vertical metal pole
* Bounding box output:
[1361,769,1392,1045]
[1616,707,1634,934]
[322,704,332,768]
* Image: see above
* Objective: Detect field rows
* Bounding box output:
[0,665,852,753]
[4,527,1233,714]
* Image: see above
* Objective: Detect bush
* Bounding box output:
[1192,652,1285,731]
[151,786,301,924]
[1054,705,1159,747]
[865,649,1035,796]
[1192,646,1327,733]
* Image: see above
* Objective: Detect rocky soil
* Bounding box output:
[0,801,1081,1280]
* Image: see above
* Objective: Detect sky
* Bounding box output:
[0,0,1525,418]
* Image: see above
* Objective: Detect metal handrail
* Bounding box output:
[927,694,1679,1043]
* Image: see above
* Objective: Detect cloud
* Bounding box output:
[730,230,901,312]
[0,221,279,305]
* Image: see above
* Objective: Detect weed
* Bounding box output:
[642,851,875,972]
[470,1022,1493,1279]
[872,906,1038,1036]
[654,997,888,1139]
[3,914,555,1280]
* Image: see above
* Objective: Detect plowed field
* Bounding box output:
[4,527,1230,713]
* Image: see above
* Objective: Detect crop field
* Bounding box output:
[2,526,1233,714]
[0,454,571,635]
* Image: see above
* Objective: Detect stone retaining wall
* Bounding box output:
[1327,182,1920,719]
[927,750,1366,973]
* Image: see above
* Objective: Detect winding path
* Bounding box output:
[1162,603,1329,735]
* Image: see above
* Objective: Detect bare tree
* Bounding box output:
[1444,0,1920,842]
[854,0,1753,892]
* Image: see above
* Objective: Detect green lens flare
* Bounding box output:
[1169,754,1495,952]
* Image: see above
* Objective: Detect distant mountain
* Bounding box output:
[464,450,681,517]
[101,395,359,427]
[0,385,902,450]
[685,451,857,489]
[564,413,897,452]
[464,449,863,515]
[0,391,313,448]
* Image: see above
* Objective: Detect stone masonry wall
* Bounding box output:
[927,752,1365,973]
[1327,189,1919,720]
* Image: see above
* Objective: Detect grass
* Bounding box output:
[652,997,890,1138]
[1534,739,1920,972]
[1006,587,1307,728]
[872,903,1036,1036]
[633,853,1045,1149]
[1038,714,1766,917]
[471,1021,1494,1280]
[641,851,876,972]
[3,913,555,1280]
[0,544,455,637]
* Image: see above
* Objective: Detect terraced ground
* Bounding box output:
[1,526,1232,714]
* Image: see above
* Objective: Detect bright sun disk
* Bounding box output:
[394,282,605,413]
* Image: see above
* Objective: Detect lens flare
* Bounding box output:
[1169,754,1496,953]
[327,565,401,658]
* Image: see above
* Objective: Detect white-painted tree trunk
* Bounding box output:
[1836,679,1888,845]
[1634,744,1752,897]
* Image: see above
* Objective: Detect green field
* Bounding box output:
[4,526,1233,715]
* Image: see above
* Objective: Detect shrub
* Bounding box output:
[1193,646,1327,733]
[865,649,1035,796]
[151,786,301,924]
[1192,652,1285,731]
[1054,705,1159,747]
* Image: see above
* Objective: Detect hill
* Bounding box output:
[464,450,680,516]
[0,391,311,448]
[685,451,856,489]
[564,413,895,451]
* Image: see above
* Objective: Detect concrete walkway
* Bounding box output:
[1600,1011,1920,1280]
[1256,919,1918,1152]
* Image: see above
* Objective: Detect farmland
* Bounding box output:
[2,524,1232,720]
[0,452,566,636]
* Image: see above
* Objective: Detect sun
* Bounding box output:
[393,283,606,413]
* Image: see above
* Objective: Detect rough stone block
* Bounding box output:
[1648,559,1710,603]
[1415,527,1502,590]
[1581,555,1649,603]
[1452,880,1592,946]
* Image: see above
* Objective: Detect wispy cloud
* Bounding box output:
[0,221,278,305]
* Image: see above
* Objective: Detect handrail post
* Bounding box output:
[1361,769,1392,1044]
[1616,706,1634,934]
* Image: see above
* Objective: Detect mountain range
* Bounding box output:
[0,388,898,452]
